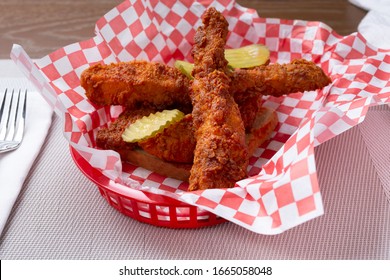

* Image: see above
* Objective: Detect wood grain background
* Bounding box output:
[0,0,366,59]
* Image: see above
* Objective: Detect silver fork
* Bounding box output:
[0,89,27,153]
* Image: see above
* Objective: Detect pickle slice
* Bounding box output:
[122,109,185,143]
[225,44,270,68]
[174,60,194,79]
[175,44,270,77]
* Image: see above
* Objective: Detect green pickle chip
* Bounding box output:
[174,44,270,77]
[122,109,185,143]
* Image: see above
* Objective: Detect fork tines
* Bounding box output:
[0,89,27,153]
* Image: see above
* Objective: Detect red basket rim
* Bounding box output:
[70,146,227,228]
[70,146,194,206]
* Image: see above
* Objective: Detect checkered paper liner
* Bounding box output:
[11,0,390,234]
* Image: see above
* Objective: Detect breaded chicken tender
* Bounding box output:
[80,61,192,112]
[230,59,332,103]
[138,114,195,163]
[188,7,248,191]
[81,59,330,116]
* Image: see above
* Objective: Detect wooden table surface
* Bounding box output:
[0,0,367,58]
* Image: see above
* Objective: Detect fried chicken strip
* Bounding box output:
[188,8,248,191]
[138,114,196,163]
[80,61,192,113]
[81,59,330,107]
[96,108,196,163]
[96,105,277,168]
[231,59,332,104]
[232,59,331,129]
[95,99,260,164]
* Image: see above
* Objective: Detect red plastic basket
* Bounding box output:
[70,146,227,228]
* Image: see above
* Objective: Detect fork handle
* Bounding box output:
[0,141,20,153]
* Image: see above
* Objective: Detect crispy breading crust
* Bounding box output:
[80,61,192,113]
[81,59,330,108]
[138,114,196,163]
[230,59,332,102]
[189,8,248,191]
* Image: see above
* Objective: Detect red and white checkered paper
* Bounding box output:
[11,0,390,234]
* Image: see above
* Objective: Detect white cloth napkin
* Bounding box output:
[0,60,53,235]
[349,0,390,49]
